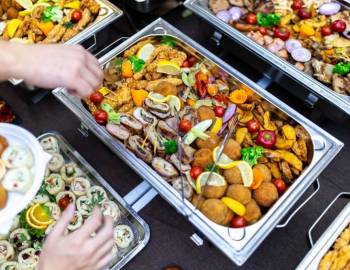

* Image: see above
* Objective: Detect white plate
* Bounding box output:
[0,124,51,234]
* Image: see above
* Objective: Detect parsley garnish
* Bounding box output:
[333,62,350,76]
[19,210,46,240]
[161,35,177,48]
[128,55,145,73]
[63,21,74,29]
[257,13,281,27]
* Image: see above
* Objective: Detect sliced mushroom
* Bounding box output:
[152,157,179,178]
[106,123,130,141]
[168,154,191,173]
[171,177,193,199]
[179,143,195,165]
[133,107,158,126]
[120,114,143,132]
[128,135,153,163]
[144,98,171,119]
[157,120,177,139]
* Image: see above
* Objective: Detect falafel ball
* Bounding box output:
[223,166,243,184]
[6,7,18,19]
[243,199,262,224]
[220,209,234,226]
[226,184,252,205]
[203,183,227,199]
[200,199,229,224]
[253,182,279,207]
[223,139,241,160]
[197,106,216,121]
[192,148,213,168]
[191,194,206,209]
[253,164,272,182]
[196,132,221,150]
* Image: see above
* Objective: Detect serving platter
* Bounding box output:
[184,0,350,116]
[53,18,343,265]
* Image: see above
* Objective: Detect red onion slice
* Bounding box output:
[285,39,302,53]
[216,10,231,23]
[291,48,312,62]
[319,2,341,16]
[229,7,242,21]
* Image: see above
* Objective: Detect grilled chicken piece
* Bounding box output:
[332,74,350,95]
[280,161,293,182]
[128,135,153,163]
[146,78,183,92]
[106,123,130,141]
[152,157,179,178]
[229,0,244,6]
[295,125,310,141]
[311,59,334,84]
[42,24,66,43]
[157,120,177,139]
[180,143,195,165]
[209,0,230,13]
[267,38,285,54]
[292,139,308,162]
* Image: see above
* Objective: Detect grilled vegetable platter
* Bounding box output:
[84,35,314,228]
[206,0,350,95]
[0,132,149,269]
[0,0,115,44]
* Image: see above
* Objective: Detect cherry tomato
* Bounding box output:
[190,166,203,180]
[90,91,104,104]
[298,8,311,19]
[71,10,82,23]
[94,110,108,125]
[58,195,71,210]
[188,56,197,66]
[231,216,248,228]
[246,119,260,133]
[291,0,302,10]
[259,27,267,35]
[182,60,190,68]
[273,179,287,194]
[179,119,192,133]
[213,94,228,104]
[321,26,333,36]
[245,13,257,25]
[331,20,346,33]
[274,27,291,41]
[214,106,225,117]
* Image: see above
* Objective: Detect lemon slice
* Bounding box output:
[15,0,33,10]
[7,19,22,38]
[221,197,246,216]
[157,60,181,75]
[196,172,226,194]
[18,2,50,16]
[212,146,239,169]
[64,0,81,9]
[148,92,167,103]
[137,43,155,62]
[30,203,53,226]
[210,117,223,134]
[167,95,181,112]
[236,161,253,187]
[26,206,47,230]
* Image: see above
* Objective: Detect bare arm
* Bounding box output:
[0,41,103,97]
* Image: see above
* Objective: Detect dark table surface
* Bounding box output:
[2,2,350,270]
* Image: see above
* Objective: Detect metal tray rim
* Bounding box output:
[184,0,350,115]
[53,18,343,265]
[37,131,150,270]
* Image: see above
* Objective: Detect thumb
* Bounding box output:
[49,204,75,239]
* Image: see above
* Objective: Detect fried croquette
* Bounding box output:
[196,132,221,150]
[223,166,243,184]
[197,106,216,121]
[191,194,206,209]
[223,139,241,160]
[220,209,234,226]
[254,164,272,182]
[203,183,227,199]
[226,184,252,205]
[253,182,279,207]
[200,199,229,224]
[192,148,213,168]
[243,199,262,224]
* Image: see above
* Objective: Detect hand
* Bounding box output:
[38,204,114,270]
[2,42,103,98]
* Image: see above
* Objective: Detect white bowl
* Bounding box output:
[0,124,51,234]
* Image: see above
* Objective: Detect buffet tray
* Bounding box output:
[38,132,150,270]
[53,18,343,266]
[184,0,350,116]
[297,199,350,270]
[9,0,123,86]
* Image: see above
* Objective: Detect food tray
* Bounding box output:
[0,131,150,269]
[184,0,350,116]
[53,18,343,265]
[8,0,123,86]
[297,195,350,270]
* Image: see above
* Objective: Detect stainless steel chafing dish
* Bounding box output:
[9,0,123,86]
[297,193,350,270]
[184,0,350,116]
[52,18,343,265]
[38,132,150,270]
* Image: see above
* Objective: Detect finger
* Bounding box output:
[90,238,114,265]
[79,67,100,92]
[49,204,75,239]
[75,207,103,239]
[96,253,113,270]
[70,77,95,98]
[86,59,104,85]
[88,215,113,248]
